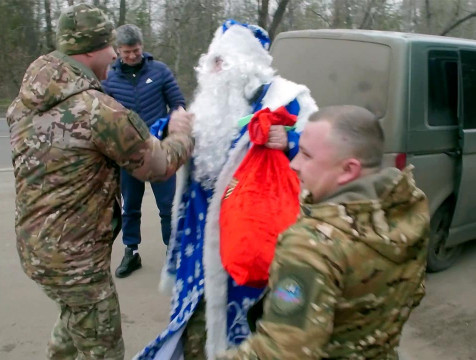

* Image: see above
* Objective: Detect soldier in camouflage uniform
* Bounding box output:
[217,105,429,360]
[7,4,194,360]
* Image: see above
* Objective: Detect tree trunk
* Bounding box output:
[332,0,344,28]
[359,0,376,29]
[425,0,431,32]
[118,0,126,26]
[44,0,54,51]
[258,0,269,29]
[268,0,290,42]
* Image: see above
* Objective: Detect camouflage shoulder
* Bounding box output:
[93,92,150,140]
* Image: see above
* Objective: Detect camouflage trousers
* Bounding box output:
[182,299,207,360]
[39,274,124,360]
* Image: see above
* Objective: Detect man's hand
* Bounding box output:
[169,107,194,136]
[265,125,288,150]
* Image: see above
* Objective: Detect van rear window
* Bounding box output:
[428,50,459,127]
[271,38,390,118]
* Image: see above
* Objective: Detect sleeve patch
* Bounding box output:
[271,277,306,315]
[127,111,150,141]
[264,264,324,328]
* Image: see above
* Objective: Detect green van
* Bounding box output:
[271,29,476,272]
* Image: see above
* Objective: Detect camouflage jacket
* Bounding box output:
[217,167,429,360]
[7,51,193,288]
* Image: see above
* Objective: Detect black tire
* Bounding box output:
[426,203,463,272]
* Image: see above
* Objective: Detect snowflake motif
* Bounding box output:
[176,252,182,269]
[191,191,196,198]
[185,243,195,257]
[198,212,204,221]
[242,297,253,310]
[176,279,184,293]
[187,276,194,284]
[195,261,201,278]
[185,228,191,236]
[170,286,180,315]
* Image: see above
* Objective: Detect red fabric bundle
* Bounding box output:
[219,106,301,288]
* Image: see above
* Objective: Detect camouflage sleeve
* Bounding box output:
[91,92,193,182]
[216,224,346,360]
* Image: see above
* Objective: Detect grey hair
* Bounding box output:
[116,24,143,46]
[309,105,384,169]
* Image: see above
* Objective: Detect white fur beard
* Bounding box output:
[190,67,255,189]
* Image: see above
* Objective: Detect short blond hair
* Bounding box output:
[309,105,384,169]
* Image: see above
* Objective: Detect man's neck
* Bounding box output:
[120,57,145,74]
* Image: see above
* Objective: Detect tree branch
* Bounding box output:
[441,10,476,36]
[310,9,331,27]
[359,0,377,29]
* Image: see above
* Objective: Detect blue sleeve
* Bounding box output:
[286,130,300,160]
[101,71,114,96]
[285,98,301,160]
[161,65,186,111]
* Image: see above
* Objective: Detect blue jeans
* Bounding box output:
[120,169,176,247]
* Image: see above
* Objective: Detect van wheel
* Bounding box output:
[427,203,462,272]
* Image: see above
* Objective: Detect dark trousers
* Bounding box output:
[120,168,176,248]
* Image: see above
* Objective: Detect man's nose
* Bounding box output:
[290,158,299,172]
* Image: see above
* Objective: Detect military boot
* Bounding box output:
[115,247,142,278]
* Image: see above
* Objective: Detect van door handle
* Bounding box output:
[444,150,461,158]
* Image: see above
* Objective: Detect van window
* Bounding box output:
[428,50,459,127]
[461,50,476,129]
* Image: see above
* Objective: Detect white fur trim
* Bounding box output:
[261,76,318,132]
[203,132,251,358]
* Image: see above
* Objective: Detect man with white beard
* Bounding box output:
[136,20,317,360]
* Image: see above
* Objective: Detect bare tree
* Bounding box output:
[425,0,432,31]
[258,0,269,29]
[359,0,377,29]
[268,0,290,41]
[118,0,126,26]
[257,0,291,42]
[44,0,54,51]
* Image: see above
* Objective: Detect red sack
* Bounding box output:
[220,106,301,288]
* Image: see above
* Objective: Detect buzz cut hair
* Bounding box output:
[116,24,143,47]
[309,105,385,169]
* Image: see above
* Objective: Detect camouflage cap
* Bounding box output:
[56,3,115,55]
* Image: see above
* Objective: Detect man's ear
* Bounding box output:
[337,158,362,185]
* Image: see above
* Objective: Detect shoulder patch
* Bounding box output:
[271,276,306,315]
[127,110,150,140]
[264,264,325,328]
